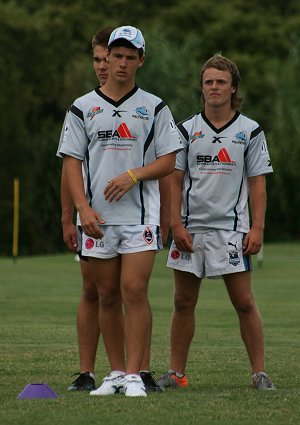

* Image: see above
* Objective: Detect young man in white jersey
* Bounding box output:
[59,26,182,397]
[60,28,164,393]
[158,54,276,391]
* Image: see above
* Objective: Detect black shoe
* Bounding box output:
[67,372,96,391]
[140,371,164,393]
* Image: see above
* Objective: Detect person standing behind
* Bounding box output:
[158,54,276,391]
[59,27,163,393]
[60,28,115,392]
[59,26,182,397]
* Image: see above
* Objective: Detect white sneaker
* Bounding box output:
[90,371,125,396]
[124,374,147,397]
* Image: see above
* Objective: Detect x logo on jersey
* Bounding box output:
[112,110,127,117]
[211,136,226,143]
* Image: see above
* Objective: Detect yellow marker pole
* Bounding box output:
[12,177,20,259]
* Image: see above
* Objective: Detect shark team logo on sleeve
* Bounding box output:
[143,226,154,244]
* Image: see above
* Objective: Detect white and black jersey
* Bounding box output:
[59,85,182,226]
[176,111,273,233]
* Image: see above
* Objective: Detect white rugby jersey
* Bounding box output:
[59,85,182,226]
[176,111,273,233]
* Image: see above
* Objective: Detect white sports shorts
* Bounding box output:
[167,229,252,278]
[81,224,161,259]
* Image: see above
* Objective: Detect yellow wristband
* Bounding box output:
[127,169,138,185]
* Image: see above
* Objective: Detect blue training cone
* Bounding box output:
[17,383,58,399]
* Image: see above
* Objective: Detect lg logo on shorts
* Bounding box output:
[85,238,104,250]
[170,249,190,261]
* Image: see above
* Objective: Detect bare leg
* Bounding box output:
[223,271,265,373]
[88,256,125,372]
[140,308,152,371]
[120,251,156,374]
[170,270,201,373]
[77,259,100,373]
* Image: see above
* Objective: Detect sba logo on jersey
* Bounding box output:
[98,123,136,141]
[197,148,236,164]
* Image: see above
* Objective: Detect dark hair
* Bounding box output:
[200,54,242,109]
[91,27,114,49]
[108,39,144,58]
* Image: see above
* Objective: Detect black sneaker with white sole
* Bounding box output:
[140,371,164,392]
[68,372,96,391]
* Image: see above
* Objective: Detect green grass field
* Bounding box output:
[1,243,300,425]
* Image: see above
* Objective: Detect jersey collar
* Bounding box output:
[94,84,139,107]
[201,110,240,134]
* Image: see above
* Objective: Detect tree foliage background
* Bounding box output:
[1,0,300,255]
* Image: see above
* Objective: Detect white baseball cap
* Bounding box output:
[108,26,145,54]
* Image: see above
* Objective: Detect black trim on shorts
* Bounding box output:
[78,252,89,262]
[242,233,252,271]
[155,225,161,250]
[243,253,252,271]
[77,226,89,262]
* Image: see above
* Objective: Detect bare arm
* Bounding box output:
[170,169,193,252]
[104,152,176,202]
[61,161,77,252]
[63,156,105,239]
[243,174,266,255]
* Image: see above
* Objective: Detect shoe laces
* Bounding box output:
[104,372,125,382]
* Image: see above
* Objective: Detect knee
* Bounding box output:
[233,297,257,315]
[174,292,198,313]
[98,286,121,309]
[122,281,148,306]
[82,279,98,303]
